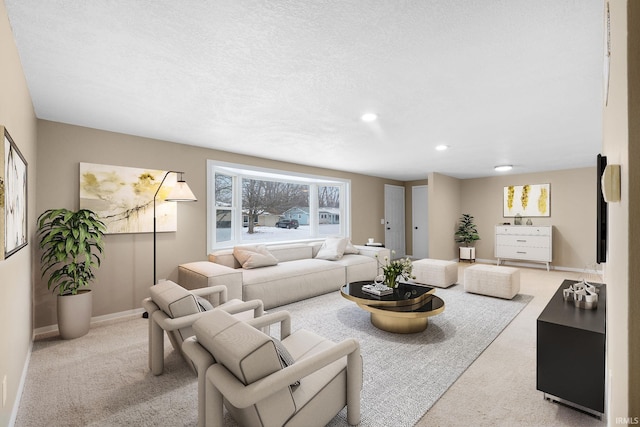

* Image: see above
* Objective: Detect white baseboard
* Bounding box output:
[9,339,33,427]
[33,307,146,339]
[473,258,603,275]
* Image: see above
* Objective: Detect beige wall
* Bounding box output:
[427,173,461,260]
[35,120,400,330]
[460,168,597,269]
[0,0,37,424]
[604,0,640,419]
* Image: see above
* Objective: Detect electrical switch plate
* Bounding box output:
[380,219,384,225]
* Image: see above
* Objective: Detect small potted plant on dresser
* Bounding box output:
[455,213,480,262]
[37,208,106,339]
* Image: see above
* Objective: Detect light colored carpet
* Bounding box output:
[16,282,531,426]
[415,265,607,427]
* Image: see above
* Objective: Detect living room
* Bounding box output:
[1,1,638,426]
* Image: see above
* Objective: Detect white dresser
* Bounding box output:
[495,225,553,271]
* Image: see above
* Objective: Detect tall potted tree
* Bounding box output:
[37,208,106,339]
[455,213,480,262]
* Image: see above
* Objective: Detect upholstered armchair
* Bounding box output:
[183,309,362,427]
[141,279,264,375]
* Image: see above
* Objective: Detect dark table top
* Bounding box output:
[537,279,606,334]
[341,280,436,307]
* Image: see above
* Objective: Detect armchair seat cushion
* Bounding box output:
[283,330,347,410]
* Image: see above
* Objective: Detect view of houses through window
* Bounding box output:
[208,161,350,250]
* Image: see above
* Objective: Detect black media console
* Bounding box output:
[537,279,606,418]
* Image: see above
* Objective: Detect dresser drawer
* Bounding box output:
[496,245,551,262]
[495,226,551,236]
[496,235,550,248]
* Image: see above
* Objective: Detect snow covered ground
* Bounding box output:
[217,224,341,244]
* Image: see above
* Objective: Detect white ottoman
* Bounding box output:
[464,264,520,299]
[412,258,458,288]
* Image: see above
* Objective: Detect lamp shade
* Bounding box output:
[165,180,197,202]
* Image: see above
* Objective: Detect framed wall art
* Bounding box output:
[1,126,28,260]
[503,183,550,218]
[79,162,177,234]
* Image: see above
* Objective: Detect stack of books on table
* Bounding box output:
[362,283,393,296]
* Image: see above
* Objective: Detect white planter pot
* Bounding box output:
[459,246,476,262]
[57,289,92,339]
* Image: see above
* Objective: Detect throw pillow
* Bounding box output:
[195,295,214,312]
[315,237,348,261]
[233,245,278,269]
[272,338,300,387]
[344,239,359,254]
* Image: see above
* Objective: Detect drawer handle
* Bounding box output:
[516,251,527,254]
[516,239,527,242]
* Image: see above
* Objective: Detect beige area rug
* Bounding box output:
[16,284,532,427]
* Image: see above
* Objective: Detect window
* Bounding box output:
[208,160,350,251]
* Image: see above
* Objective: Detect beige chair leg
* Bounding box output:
[150,314,165,375]
[346,346,362,426]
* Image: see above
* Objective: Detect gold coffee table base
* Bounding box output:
[369,310,429,333]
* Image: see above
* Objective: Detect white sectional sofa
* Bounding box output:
[179,239,389,309]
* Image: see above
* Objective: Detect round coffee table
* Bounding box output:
[340,281,445,333]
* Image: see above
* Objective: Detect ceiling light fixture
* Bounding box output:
[435,144,449,151]
[494,165,513,172]
[361,113,378,122]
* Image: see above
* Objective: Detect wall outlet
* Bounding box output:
[2,375,6,408]
[380,219,384,225]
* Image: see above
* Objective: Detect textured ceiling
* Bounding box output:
[5,0,604,180]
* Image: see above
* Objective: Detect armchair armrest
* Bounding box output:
[246,311,291,339]
[219,299,264,319]
[191,285,228,303]
[152,299,265,332]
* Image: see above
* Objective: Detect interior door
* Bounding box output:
[384,184,405,258]
[412,185,429,259]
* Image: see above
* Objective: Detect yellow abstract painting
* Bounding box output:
[80,162,177,234]
[503,183,550,217]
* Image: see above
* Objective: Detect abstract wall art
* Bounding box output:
[79,162,177,234]
[503,183,550,218]
[1,126,28,260]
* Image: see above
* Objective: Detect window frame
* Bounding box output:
[207,160,351,252]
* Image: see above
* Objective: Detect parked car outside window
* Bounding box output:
[275,219,299,229]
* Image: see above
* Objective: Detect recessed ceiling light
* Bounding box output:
[361,113,378,122]
[494,165,513,172]
[435,144,449,151]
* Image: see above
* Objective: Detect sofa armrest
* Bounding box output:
[179,261,243,302]
[353,245,390,259]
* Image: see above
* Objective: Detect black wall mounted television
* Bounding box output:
[596,154,608,263]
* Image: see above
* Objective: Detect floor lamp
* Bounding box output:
[143,170,197,318]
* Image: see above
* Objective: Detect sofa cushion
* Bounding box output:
[315,237,348,261]
[234,245,279,269]
[268,243,313,262]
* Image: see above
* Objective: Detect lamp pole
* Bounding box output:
[153,171,172,287]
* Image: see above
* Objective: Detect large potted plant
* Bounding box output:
[37,208,106,339]
[454,213,480,262]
